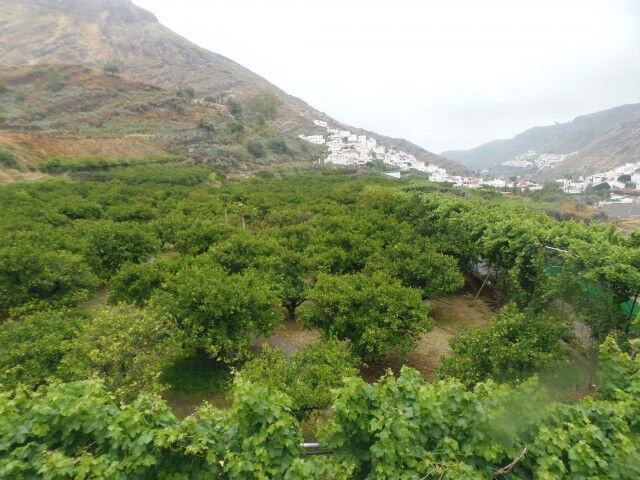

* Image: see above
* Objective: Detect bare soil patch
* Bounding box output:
[360,293,496,382]
[253,319,321,357]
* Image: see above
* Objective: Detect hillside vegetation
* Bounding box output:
[1,165,640,478]
[0,64,324,181]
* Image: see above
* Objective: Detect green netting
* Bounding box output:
[545,266,638,319]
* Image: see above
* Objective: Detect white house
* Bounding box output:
[325,149,364,166]
[482,178,506,188]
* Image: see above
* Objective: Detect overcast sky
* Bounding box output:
[134,0,640,152]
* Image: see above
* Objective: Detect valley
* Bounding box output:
[1,1,639,478]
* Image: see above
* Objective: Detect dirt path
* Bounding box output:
[252,293,497,382]
[253,319,321,357]
[361,293,495,381]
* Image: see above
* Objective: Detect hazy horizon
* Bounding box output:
[135,0,640,153]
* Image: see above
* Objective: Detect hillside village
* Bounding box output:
[502,150,577,169]
[555,160,640,195]
[300,121,640,205]
[299,120,543,191]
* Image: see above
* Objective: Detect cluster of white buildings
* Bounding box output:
[503,150,575,169]
[298,120,551,191]
[555,161,640,197]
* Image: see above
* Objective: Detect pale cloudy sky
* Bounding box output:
[134,0,640,152]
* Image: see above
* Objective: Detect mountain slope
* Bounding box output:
[0,63,327,183]
[443,103,640,175]
[0,0,465,173]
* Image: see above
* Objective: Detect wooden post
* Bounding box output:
[470,270,491,306]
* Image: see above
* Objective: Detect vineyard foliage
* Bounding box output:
[1,165,640,478]
[2,340,640,479]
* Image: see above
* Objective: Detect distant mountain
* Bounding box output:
[0,0,466,173]
[442,103,640,177]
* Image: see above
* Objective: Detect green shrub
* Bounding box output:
[57,307,184,402]
[267,138,291,155]
[0,245,98,317]
[247,139,266,158]
[176,86,195,98]
[299,271,433,361]
[226,98,243,119]
[0,311,82,390]
[73,220,162,278]
[102,61,122,75]
[239,340,359,420]
[45,66,63,92]
[0,147,21,170]
[149,261,283,363]
[107,260,177,307]
[438,304,571,386]
[197,118,215,132]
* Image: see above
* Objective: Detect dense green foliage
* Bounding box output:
[300,272,433,361]
[0,245,98,316]
[0,307,182,402]
[149,260,283,362]
[2,339,640,479]
[57,307,184,402]
[0,379,306,480]
[0,311,82,390]
[239,340,358,419]
[438,305,571,386]
[2,165,640,478]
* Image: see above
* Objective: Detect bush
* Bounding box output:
[106,203,157,222]
[177,86,195,98]
[56,197,102,219]
[107,258,183,307]
[0,147,21,170]
[226,98,243,119]
[174,221,233,255]
[239,340,358,419]
[149,261,283,362]
[0,311,82,390]
[45,66,63,92]
[74,220,162,278]
[0,245,98,317]
[197,118,215,132]
[57,307,184,401]
[366,241,464,298]
[438,304,571,386]
[0,378,303,479]
[247,91,282,125]
[247,138,266,158]
[267,138,291,155]
[299,271,433,361]
[102,61,122,75]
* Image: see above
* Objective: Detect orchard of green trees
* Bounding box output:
[1,163,639,478]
